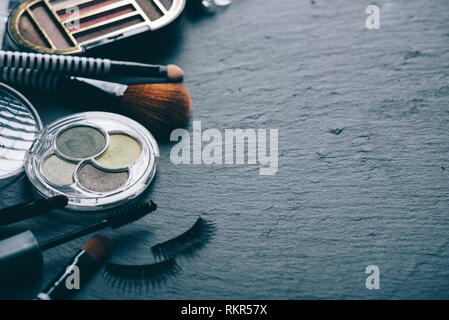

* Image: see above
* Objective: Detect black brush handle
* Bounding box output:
[0,51,166,78]
[0,67,128,100]
[0,195,68,226]
[39,221,107,251]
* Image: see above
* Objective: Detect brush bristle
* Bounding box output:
[108,201,157,229]
[82,234,112,263]
[121,84,191,139]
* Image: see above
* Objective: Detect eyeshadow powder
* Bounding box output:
[31,3,73,49]
[96,134,142,168]
[56,126,106,159]
[78,163,129,192]
[18,12,51,49]
[42,154,76,185]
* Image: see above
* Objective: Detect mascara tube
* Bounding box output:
[36,235,111,300]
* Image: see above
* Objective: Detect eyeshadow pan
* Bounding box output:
[30,3,74,49]
[160,0,174,11]
[56,126,106,159]
[78,163,129,192]
[96,134,142,169]
[18,12,51,49]
[42,154,76,185]
[135,0,163,21]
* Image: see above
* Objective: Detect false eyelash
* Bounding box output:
[102,258,181,291]
[102,217,215,291]
[151,217,216,260]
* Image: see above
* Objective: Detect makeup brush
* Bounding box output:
[0,201,156,282]
[0,50,184,82]
[0,67,191,138]
[36,235,111,300]
[0,195,68,227]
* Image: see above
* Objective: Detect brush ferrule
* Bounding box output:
[70,77,128,98]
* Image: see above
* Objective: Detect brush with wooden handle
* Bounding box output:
[0,50,184,82]
[0,67,191,138]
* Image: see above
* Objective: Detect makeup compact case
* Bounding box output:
[0,82,160,211]
[5,0,185,54]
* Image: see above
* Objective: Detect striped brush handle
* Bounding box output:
[0,50,112,76]
[0,67,128,99]
[0,67,61,93]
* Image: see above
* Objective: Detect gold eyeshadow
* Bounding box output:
[26,112,159,211]
[6,0,185,54]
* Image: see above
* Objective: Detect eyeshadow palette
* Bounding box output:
[25,111,159,210]
[6,0,185,54]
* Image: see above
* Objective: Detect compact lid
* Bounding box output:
[0,82,42,180]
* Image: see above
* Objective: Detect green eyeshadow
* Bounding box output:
[56,126,106,159]
[41,154,76,186]
[96,134,142,169]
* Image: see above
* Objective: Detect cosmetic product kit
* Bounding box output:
[0,0,228,299]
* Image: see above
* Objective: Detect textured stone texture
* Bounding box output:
[0,0,448,299]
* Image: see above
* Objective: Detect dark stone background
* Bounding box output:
[0,0,448,299]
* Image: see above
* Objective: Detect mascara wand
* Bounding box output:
[40,201,157,250]
[0,201,156,282]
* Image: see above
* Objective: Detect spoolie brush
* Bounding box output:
[0,68,192,138]
[0,201,156,283]
[40,201,157,250]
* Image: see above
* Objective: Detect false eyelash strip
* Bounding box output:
[102,217,215,290]
[103,257,181,291]
[151,217,216,260]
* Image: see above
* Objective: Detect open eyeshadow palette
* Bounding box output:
[25,111,159,210]
[6,0,185,54]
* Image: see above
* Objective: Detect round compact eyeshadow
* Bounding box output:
[77,163,129,193]
[25,112,159,211]
[56,125,106,160]
[96,134,142,169]
[41,154,76,186]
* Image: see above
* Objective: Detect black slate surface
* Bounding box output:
[0,0,448,299]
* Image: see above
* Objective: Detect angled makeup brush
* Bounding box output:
[0,67,191,138]
[0,50,184,82]
[37,235,112,300]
